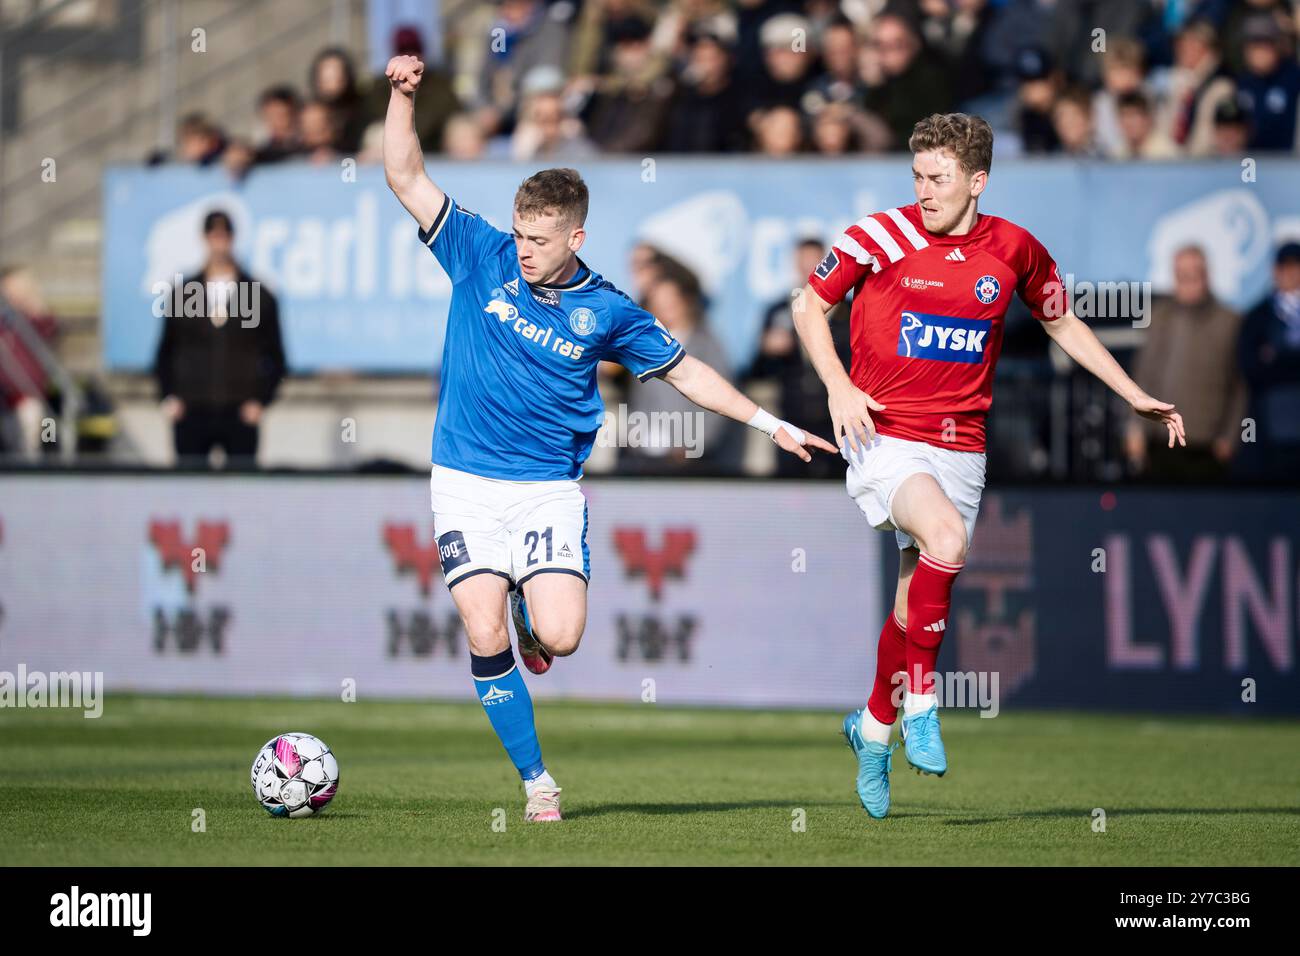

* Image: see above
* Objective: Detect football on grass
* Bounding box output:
[251,733,339,818]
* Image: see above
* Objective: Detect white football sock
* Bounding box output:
[903,692,937,717]
[524,770,557,795]
[860,710,893,745]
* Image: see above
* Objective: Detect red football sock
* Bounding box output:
[905,553,964,694]
[867,611,908,726]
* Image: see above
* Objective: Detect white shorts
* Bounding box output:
[843,433,986,552]
[429,464,589,590]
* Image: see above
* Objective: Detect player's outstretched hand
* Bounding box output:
[386,55,424,94]
[1132,394,1186,449]
[828,381,886,454]
[773,424,839,463]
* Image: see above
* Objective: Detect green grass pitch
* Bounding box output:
[2,695,1297,866]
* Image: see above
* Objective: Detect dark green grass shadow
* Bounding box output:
[563,800,845,819]
[943,806,1300,826]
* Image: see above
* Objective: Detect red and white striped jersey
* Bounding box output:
[807,202,1063,453]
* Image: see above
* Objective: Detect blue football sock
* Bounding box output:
[472,647,545,782]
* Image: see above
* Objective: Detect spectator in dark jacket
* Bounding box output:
[253,86,303,165]
[861,12,953,149]
[154,211,286,467]
[664,27,748,152]
[748,238,850,477]
[310,47,368,154]
[1235,13,1300,152]
[1236,242,1300,480]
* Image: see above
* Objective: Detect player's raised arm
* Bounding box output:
[383,55,445,231]
[661,354,837,463]
[793,281,886,453]
[1041,309,1187,449]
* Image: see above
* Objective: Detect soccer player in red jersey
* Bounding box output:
[794,113,1186,819]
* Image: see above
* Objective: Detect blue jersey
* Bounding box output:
[421,194,685,481]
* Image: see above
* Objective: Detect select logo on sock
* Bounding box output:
[480,684,514,706]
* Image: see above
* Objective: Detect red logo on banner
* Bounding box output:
[384,524,440,597]
[149,520,229,593]
[613,528,696,601]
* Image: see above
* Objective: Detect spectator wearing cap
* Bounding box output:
[861,12,952,149]
[1013,46,1062,154]
[578,16,674,153]
[1236,242,1300,480]
[1221,0,1296,76]
[154,211,286,468]
[732,0,805,90]
[361,27,462,153]
[1210,97,1252,155]
[1155,19,1236,157]
[254,86,302,165]
[742,12,818,119]
[1235,13,1300,152]
[1126,245,1244,481]
[663,27,747,152]
[1112,90,1181,159]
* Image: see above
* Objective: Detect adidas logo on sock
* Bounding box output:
[945,248,966,262]
[922,619,947,633]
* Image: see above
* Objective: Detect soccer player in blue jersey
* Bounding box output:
[383,55,836,822]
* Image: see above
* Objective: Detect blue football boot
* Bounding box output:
[900,704,947,776]
[842,709,898,819]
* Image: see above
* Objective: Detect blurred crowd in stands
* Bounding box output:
[151,0,1300,174]
[5,0,1300,482]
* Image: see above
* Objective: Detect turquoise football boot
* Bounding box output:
[842,709,898,819]
[900,704,947,776]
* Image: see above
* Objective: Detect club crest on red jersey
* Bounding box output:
[974,275,1001,304]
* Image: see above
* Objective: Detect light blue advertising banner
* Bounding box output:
[102,157,1300,372]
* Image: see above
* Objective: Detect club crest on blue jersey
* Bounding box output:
[974,275,1001,304]
[568,307,597,336]
[896,311,991,364]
